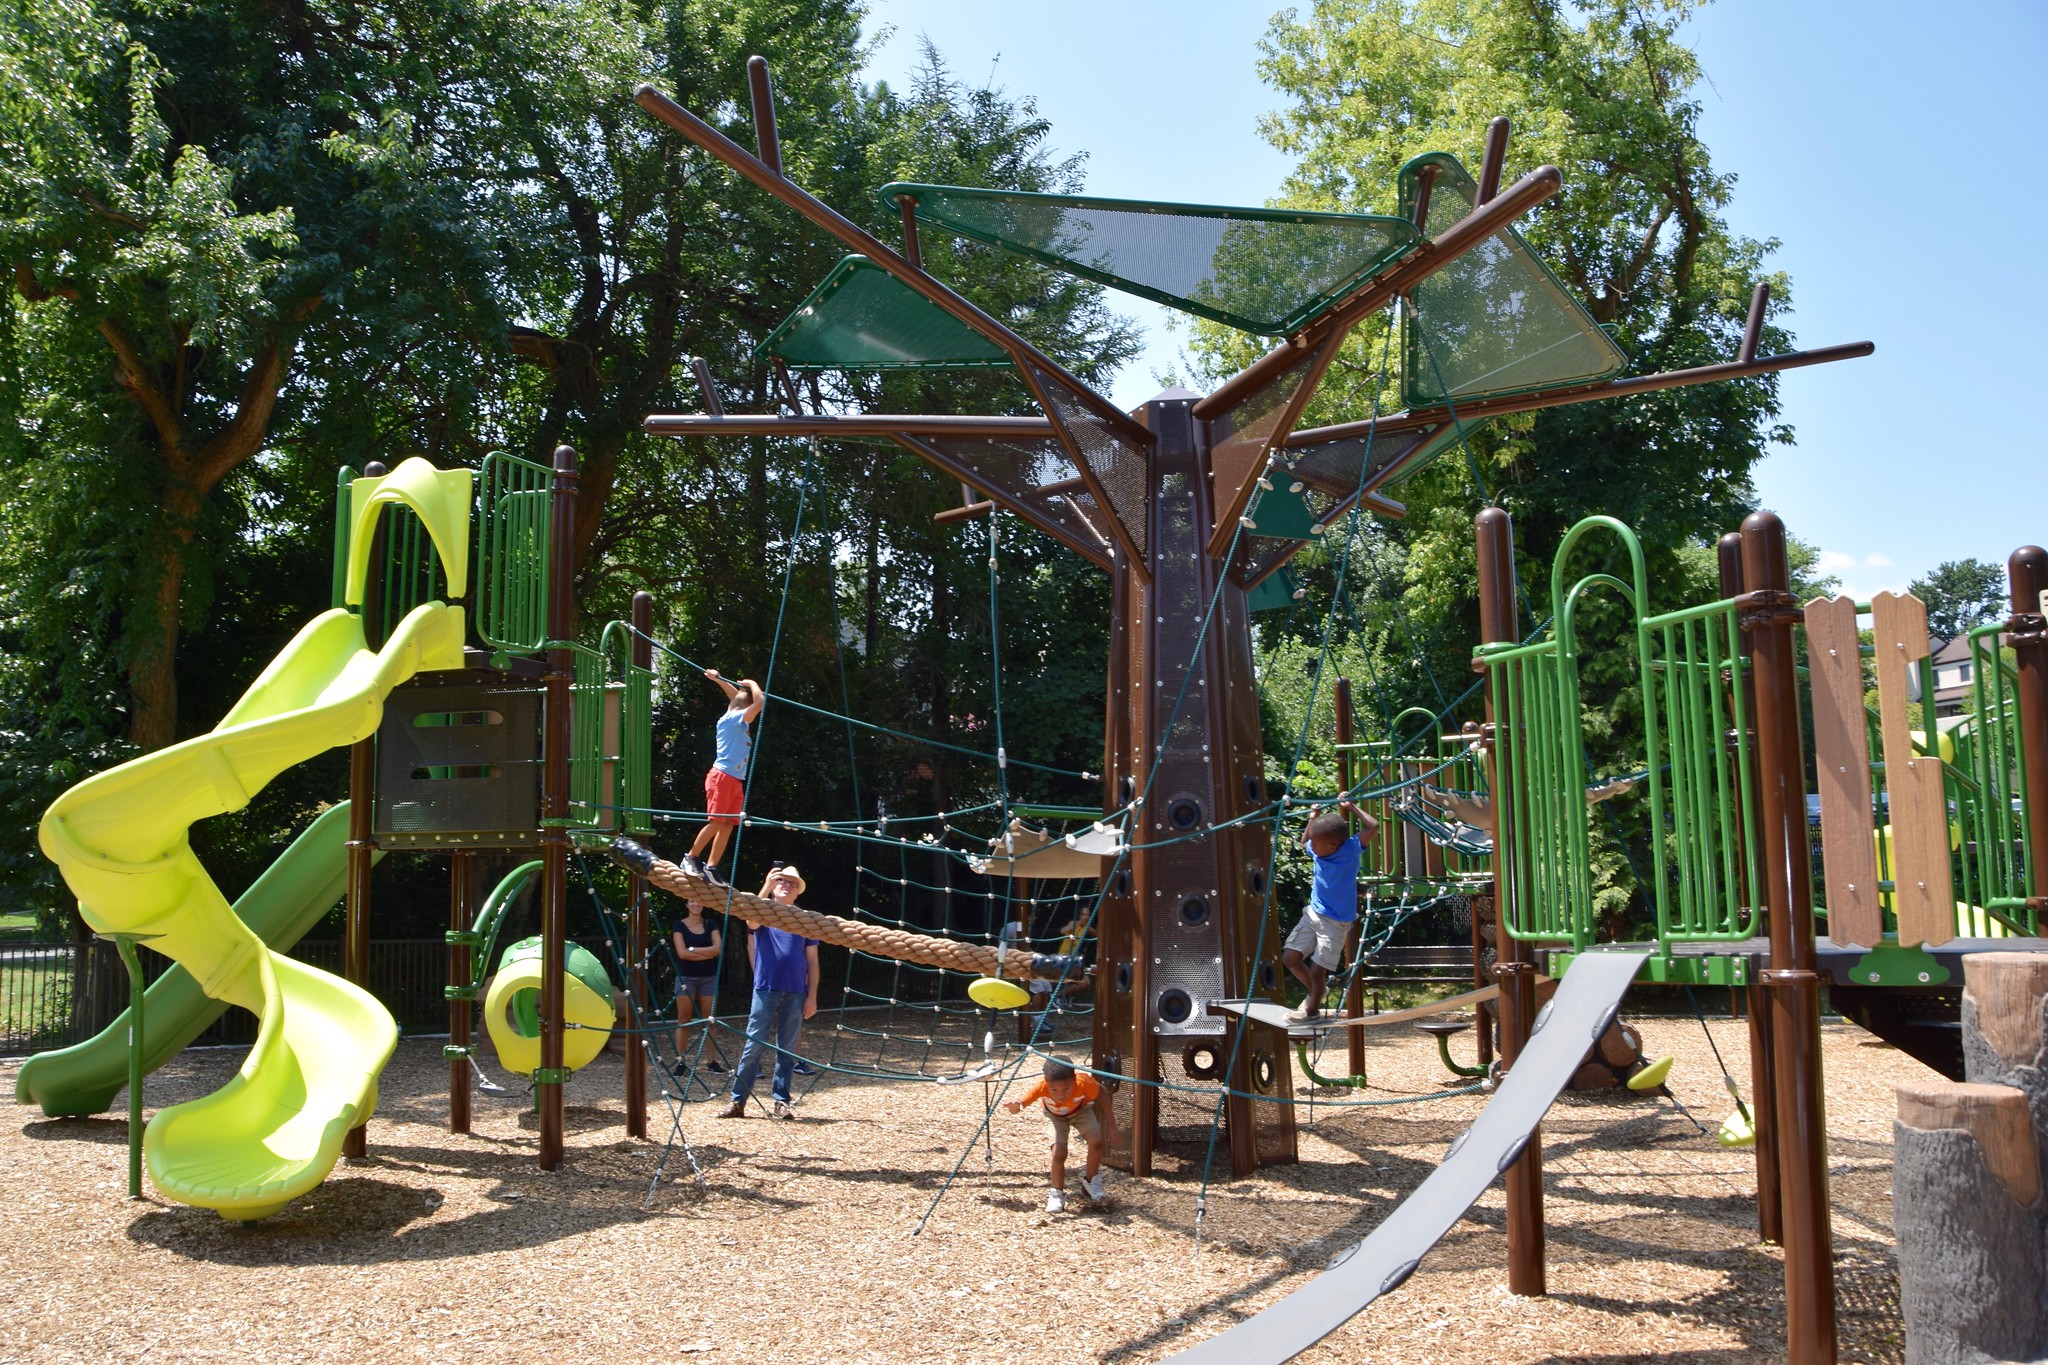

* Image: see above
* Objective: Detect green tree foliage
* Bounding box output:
[1910,558,2009,644]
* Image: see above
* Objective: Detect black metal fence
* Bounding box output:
[0,938,605,1057]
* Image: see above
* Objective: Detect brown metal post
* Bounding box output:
[1335,678,1367,1079]
[342,459,386,1161]
[448,850,474,1134]
[896,194,923,270]
[1718,531,1782,1245]
[626,590,655,1140]
[2008,547,2048,908]
[746,56,780,177]
[1477,505,1544,1296]
[1476,117,1511,204]
[538,444,579,1170]
[1741,510,1837,1364]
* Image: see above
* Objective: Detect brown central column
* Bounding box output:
[1093,393,1294,1178]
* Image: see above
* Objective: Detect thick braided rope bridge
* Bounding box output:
[608,838,1084,982]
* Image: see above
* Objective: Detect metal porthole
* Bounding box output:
[1183,1043,1221,1080]
[1246,865,1268,896]
[1113,961,1134,993]
[1258,961,1277,991]
[1253,1053,1276,1092]
[1179,895,1210,926]
[1118,775,1136,805]
[1111,869,1133,898]
[1243,773,1263,804]
[1101,1051,1123,1093]
[1167,796,1202,831]
[1157,987,1193,1025]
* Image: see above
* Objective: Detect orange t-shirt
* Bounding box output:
[1015,1072,1102,1117]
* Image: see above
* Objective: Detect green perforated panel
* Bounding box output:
[883,182,1417,335]
[1397,153,1626,409]
[756,255,1011,370]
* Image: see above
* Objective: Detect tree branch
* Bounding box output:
[96,316,184,456]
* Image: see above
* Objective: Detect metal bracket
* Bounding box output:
[1738,588,1804,629]
[532,1067,571,1085]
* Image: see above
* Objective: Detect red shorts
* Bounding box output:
[704,768,744,824]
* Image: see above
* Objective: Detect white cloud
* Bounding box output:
[1816,549,1857,575]
[1864,552,1892,568]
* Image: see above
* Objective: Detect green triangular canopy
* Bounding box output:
[757,255,1011,370]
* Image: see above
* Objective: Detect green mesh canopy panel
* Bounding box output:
[1396,153,1626,409]
[756,255,1011,370]
[1031,367,1149,560]
[1285,423,1473,500]
[907,433,1115,561]
[883,182,1418,335]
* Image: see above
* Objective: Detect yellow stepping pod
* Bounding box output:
[968,977,1033,1011]
[41,583,467,1219]
[1626,1054,1673,1092]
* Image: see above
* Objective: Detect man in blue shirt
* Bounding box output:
[1283,801,1376,1024]
[717,865,820,1119]
[680,668,763,887]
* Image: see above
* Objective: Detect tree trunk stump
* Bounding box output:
[1895,952,2048,1364]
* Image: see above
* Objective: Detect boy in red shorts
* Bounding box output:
[679,669,763,887]
[1004,1055,1115,1213]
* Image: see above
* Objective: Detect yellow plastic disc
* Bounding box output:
[968,977,1033,1011]
[1626,1054,1674,1092]
[1716,1108,1756,1149]
[485,957,614,1076]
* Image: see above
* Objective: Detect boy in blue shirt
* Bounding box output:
[679,668,763,887]
[1283,800,1375,1024]
[716,864,819,1120]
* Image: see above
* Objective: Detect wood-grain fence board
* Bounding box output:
[1871,591,1956,947]
[1805,595,1882,947]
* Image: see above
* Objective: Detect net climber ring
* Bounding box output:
[485,937,614,1077]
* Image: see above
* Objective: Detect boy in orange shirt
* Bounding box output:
[1004,1056,1115,1213]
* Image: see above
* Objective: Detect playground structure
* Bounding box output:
[20,46,2048,1365]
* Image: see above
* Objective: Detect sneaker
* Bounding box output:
[792,1059,817,1076]
[678,854,705,878]
[705,1059,727,1074]
[1045,1188,1066,1214]
[1283,1002,1322,1025]
[773,1100,795,1120]
[1080,1173,1106,1202]
[700,863,726,887]
[715,1099,746,1119]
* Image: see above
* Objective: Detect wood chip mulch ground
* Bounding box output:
[1,1014,1915,1363]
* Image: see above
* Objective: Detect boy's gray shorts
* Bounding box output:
[1047,1106,1104,1147]
[1284,907,1349,971]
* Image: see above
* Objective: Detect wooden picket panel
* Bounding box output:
[1870,592,1956,947]
[1804,595,1882,947]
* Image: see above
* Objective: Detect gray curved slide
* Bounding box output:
[1170,946,1652,1363]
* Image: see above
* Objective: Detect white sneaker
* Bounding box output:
[773,1100,795,1120]
[1283,1002,1322,1025]
[1045,1188,1066,1214]
[1080,1173,1106,1202]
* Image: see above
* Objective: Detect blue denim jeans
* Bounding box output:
[729,988,805,1105]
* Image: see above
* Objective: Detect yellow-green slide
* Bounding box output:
[15,801,381,1118]
[38,599,466,1219]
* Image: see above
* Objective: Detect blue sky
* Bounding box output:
[857,1,2048,603]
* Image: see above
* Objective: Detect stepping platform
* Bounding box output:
[1208,984,1500,1041]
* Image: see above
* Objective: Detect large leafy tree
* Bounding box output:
[1910,558,2009,644]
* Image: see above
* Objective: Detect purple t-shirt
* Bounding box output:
[751,924,816,994]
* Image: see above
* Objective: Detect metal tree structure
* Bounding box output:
[635,61,1869,1177]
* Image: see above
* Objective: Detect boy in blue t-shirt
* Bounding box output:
[716,864,819,1120]
[1283,800,1378,1024]
[680,668,763,887]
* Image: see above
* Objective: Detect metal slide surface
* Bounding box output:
[37,600,465,1218]
[1168,946,1653,1364]
[15,802,378,1117]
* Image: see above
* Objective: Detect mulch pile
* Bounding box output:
[1,1013,1914,1363]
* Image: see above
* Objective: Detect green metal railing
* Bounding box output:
[331,465,358,609]
[1479,515,1759,954]
[548,622,653,836]
[1955,625,2034,932]
[378,503,445,640]
[475,452,553,654]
